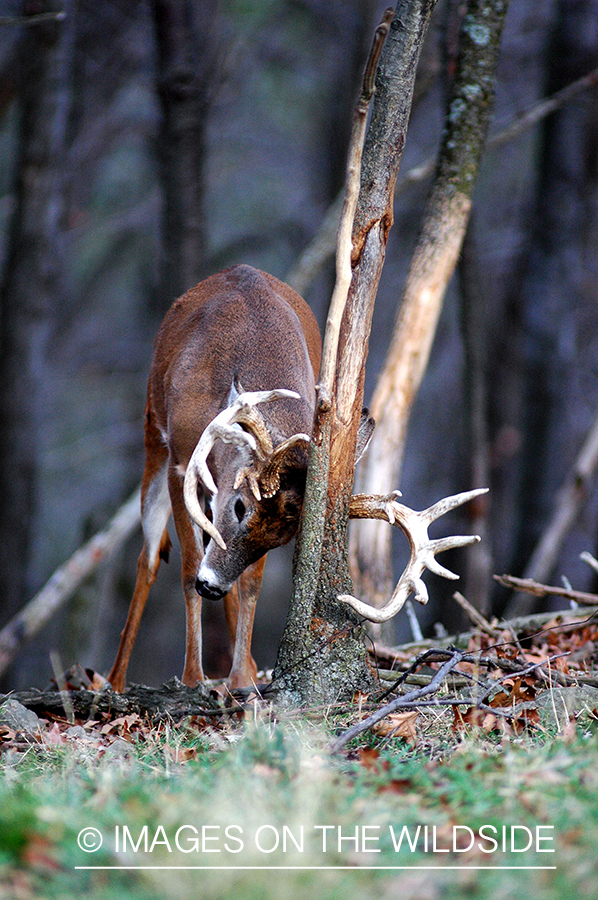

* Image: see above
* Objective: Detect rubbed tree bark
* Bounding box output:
[152,0,220,304]
[274,1,437,706]
[0,4,74,633]
[351,0,509,636]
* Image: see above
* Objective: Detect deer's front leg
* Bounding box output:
[225,556,266,689]
[169,466,206,686]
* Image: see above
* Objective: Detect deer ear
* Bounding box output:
[227,376,245,407]
[259,434,310,498]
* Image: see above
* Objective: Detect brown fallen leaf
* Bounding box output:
[358,747,384,771]
[371,710,419,744]
[100,713,141,737]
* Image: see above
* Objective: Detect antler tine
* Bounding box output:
[182,416,253,551]
[419,488,489,527]
[226,389,306,500]
[187,389,300,494]
[183,389,302,547]
[341,488,488,623]
[182,473,227,551]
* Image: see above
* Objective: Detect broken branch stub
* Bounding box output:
[343,488,489,622]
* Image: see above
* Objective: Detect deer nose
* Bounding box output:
[195,576,226,602]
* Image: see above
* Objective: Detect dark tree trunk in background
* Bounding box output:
[152,0,220,305]
[458,218,494,614]
[317,0,382,205]
[152,0,231,676]
[501,0,598,617]
[0,4,74,635]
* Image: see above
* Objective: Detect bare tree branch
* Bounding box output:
[0,490,141,677]
[504,412,598,616]
[495,573,598,607]
[453,591,502,637]
[286,66,598,298]
[0,12,67,27]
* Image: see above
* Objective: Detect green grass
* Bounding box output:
[1,711,597,900]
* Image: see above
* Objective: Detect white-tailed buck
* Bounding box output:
[107,265,322,690]
[107,263,485,693]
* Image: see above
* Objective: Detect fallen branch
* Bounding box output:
[495,573,598,606]
[331,640,584,752]
[330,649,464,752]
[0,488,141,677]
[475,653,571,704]
[453,590,502,637]
[0,678,227,723]
[368,603,598,670]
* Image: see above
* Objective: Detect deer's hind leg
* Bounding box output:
[107,451,171,691]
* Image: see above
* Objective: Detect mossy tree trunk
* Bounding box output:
[273,0,438,706]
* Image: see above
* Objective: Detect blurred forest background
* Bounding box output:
[0,0,597,691]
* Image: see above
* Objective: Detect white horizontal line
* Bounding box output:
[75,865,557,871]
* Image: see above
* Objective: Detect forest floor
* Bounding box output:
[1,600,598,900]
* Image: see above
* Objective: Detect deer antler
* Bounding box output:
[183,390,301,548]
[342,488,488,622]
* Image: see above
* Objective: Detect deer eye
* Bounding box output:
[234,498,246,522]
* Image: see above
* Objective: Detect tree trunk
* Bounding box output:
[458,219,493,614]
[0,4,74,635]
[152,0,219,304]
[351,0,509,636]
[502,0,598,616]
[274,0,437,706]
[152,0,235,675]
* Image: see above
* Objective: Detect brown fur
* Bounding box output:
[107,266,321,691]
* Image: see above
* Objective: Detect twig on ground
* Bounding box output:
[474,653,571,706]
[453,591,502,637]
[330,649,464,752]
